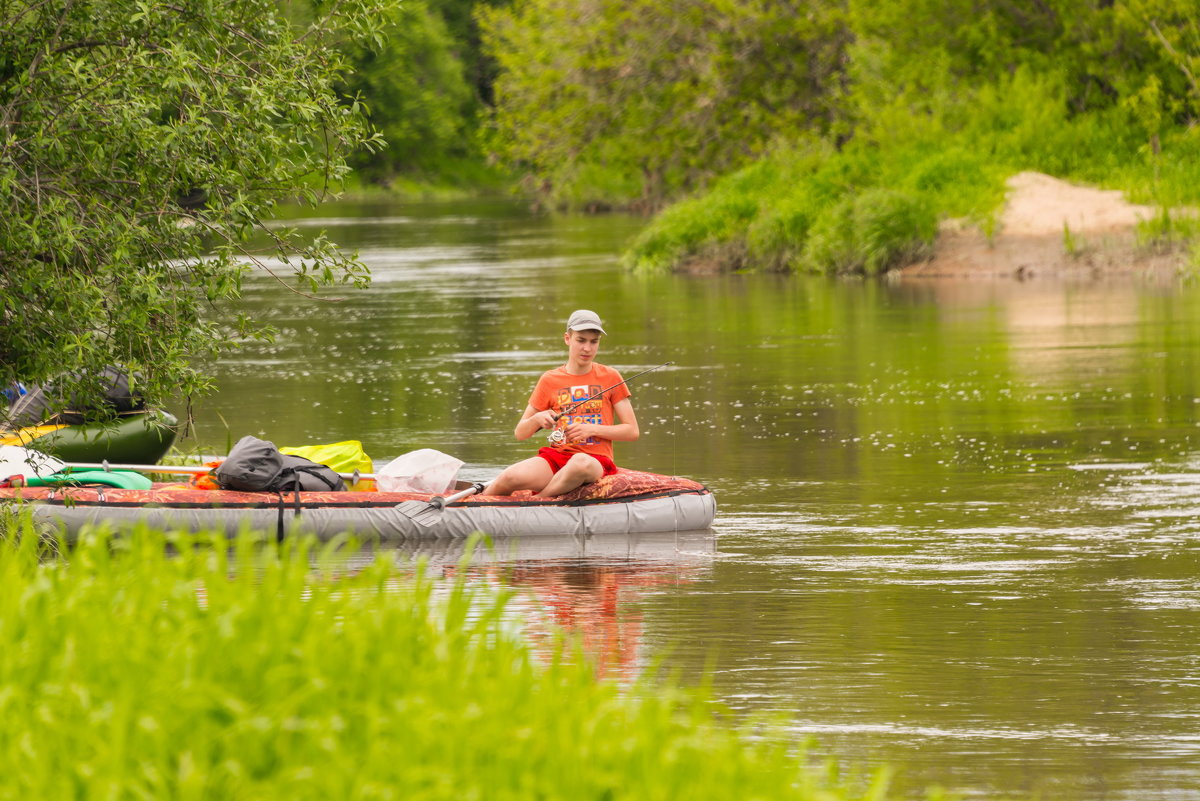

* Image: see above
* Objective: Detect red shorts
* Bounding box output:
[537,447,618,477]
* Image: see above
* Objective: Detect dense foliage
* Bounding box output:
[481,0,848,212]
[482,0,1200,271]
[336,0,509,186]
[338,0,474,179]
[0,521,914,800]
[0,0,393,422]
[626,70,1072,275]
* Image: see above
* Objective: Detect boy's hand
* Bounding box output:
[562,421,596,443]
[531,410,558,429]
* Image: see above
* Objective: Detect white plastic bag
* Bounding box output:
[0,445,65,479]
[375,448,463,494]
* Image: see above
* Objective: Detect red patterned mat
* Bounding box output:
[0,469,707,508]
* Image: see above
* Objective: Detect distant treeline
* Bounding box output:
[350,0,1200,271]
[479,0,1199,210]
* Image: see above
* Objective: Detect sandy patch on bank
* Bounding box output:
[899,171,1188,280]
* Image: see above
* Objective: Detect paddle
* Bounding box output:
[395,482,485,527]
[0,448,375,482]
[67,460,376,482]
[73,459,488,524]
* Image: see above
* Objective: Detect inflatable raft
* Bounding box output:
[3,469,715,541]
[0,409,178,464]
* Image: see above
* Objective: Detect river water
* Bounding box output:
[190,198,1200,800]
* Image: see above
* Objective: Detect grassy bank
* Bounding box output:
[625,69,1200,276]
[0,516,926,800]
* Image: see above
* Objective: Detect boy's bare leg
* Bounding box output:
[535,453,603,497]
[481,457,554,496]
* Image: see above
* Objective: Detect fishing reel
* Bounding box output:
[548,428,566,445]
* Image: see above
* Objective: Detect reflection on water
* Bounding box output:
[188,199,1200,800]
[382,529,718,567]
[449,535,714,682]
[351,530,715,682]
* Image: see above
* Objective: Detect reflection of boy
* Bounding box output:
[481,310,639,497]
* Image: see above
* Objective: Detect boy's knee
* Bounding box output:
[566,453,602,480]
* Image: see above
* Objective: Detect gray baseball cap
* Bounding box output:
[566,309,606,334]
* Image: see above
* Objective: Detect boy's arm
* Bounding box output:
[514,403,558,440]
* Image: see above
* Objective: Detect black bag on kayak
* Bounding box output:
[5,367,146,428]
[215,435,345,492]
[277,454,345,492]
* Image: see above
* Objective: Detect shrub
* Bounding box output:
[900,148,1006,221]
[855,188,938,274]
[625,187,761,273]
[746,193,818,272]
[801,189,935,275]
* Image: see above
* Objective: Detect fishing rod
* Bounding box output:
[547,361,673,444]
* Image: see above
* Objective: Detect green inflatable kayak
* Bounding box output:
[1,409,178,464]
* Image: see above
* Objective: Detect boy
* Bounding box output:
[481,310,639,497]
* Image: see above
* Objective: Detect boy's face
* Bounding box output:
[564,329,602,366]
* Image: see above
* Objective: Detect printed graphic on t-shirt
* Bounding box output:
[556,384,602,445]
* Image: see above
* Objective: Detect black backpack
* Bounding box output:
[6,367,146,428]
[214,435,345,492]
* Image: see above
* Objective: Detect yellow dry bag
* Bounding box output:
[279,440,374,491]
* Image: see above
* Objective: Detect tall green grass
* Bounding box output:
[0,514,930,800]
[624,138,988,276]
[627,67,1200,275]
[624,143,950,278]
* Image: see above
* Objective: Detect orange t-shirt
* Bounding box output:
[529,364,631,460]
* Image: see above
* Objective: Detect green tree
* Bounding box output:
[325,0,513,184]
[1113,0,1200,132]
[339,0,476,181]
[425,0,511,106]
[843,0,1200,121]
[0,0,393,424]
[480,0,848,212]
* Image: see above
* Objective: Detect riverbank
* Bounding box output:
[898,171,1194,280]
[323,158,514,203]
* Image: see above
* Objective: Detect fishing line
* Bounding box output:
[672,363,679,546]
[671,361,677,480]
